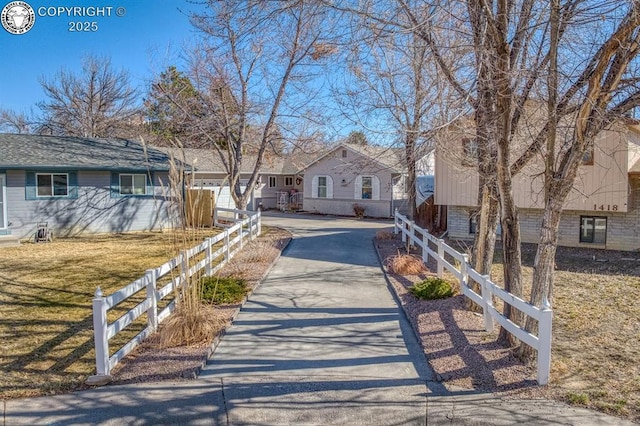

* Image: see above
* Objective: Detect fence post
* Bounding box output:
[257,210,262,236]
[481,275,494,332]
[460,254,469,290]
[537,297,553,385]
[394,208,399,234]
[205,237,213,277]
[180,250,189,287]
[146,269,158,331]
[409,220,415,248]
[239,222,244,251]
[436,239,444,277]
[92,286,110,376]
[224,229,230,261]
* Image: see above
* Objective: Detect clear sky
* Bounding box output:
[0,0,200,113]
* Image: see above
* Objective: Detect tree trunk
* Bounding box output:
[467,181,499,312]
[517,196,562,361]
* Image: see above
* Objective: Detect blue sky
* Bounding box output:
[0,0,200,113]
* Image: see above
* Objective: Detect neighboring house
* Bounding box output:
[158,148,308,210]
[301,143,434,218]
[0,134,176,240]
[435,121,640,251]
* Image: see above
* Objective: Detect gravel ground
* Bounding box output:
[107,228,292,385]
[374,234,541,395]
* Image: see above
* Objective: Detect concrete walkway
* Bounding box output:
[2,213,635,425]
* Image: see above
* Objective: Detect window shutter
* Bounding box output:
[311,176,318,198]
[326,176,333,199]
[25,171,36,200]
[354,175,362,200]
[68,171,78,199]
[372,176,380,200]
[110,172,120,198]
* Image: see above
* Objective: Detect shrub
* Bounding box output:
[409,277,454,300]
[385,253,427,275]
[200,276,248,304]
[352,203,366,218]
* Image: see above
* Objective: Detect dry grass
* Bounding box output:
[406,238,640,421]
[0,229,219,399]
[384,253,428,275]
[158,305,223,348]
[376,230,396,240]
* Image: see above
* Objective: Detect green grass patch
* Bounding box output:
[409,277,454,300]
[200,276,247,304]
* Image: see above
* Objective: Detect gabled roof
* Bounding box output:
[0,133,173,171]
[299,143,413,174]
[157,147,315,175]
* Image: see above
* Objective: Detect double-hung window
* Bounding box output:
[317,176,327,198]
[268,176,277,188]
[361,176,373,199]
[120,174,147,195]
[37,173,68,197]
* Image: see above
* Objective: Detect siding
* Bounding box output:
[436,127,632,212]
[302,146,405,217]
[6,170,173,239]
[447,177,640,251]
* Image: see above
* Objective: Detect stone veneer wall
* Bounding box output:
[446,177,640,251]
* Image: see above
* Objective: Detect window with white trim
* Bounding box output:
[37,173,68,197]
[119,174,147,195]
[284,176,293,186]
[268,176,277,188]
[580,216,606,244]
[317,176,327,198]
[361,176,373,199]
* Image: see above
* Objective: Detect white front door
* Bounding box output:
[0,174,6,230]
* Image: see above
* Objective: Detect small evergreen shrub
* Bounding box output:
[200,276,248,304]
[409,277,454,300]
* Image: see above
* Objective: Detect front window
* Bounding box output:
[37,173,68,197]
[285,176,293,186]
[318,176,327,198]
[120,174,147,195]
[268,176,277,188]
[580,216,606,244]
[361,176,373,199]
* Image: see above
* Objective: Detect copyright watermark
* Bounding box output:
[1,1,126,35]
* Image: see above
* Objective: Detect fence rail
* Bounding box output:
[394,210,552,385]
[90,208,261,380]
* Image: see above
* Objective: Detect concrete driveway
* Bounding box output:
[198,212,435,425]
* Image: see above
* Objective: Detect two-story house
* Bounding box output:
[435,120,640,251]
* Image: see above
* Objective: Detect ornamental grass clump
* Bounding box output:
[385,253,427,275]
[376,229,395,240]
[409,277,454,300]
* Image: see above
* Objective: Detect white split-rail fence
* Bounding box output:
[394,210,553,385]
[90,207,260,380]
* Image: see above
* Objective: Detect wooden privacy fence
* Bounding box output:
[394,210,553,385]
[90,208,261,380]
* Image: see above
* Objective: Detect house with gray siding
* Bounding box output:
[0,134,177,242]
[301,143,432,218]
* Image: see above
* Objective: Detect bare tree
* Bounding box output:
[0,108,31,133]
[37,55,140,138]
[398,0,638,350]
[337,4,464,220]
[156,0,338,210]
